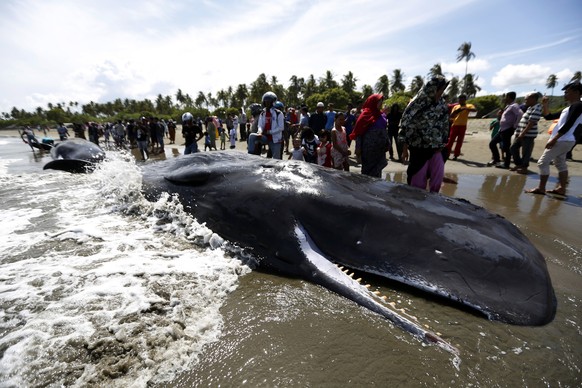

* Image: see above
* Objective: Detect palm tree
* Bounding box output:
[456,42,476,79]
[374,75,390,96]
[428,63,443,79]
[409,76,424,95]
[446,77,460,102]
[390,69,405,94]
[195,91,207,108]
[570,71,581,83]
[546,74,558,96]
[461,74,481,98]
[341,71,358,93]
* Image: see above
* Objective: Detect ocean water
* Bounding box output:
[0,137,580,387]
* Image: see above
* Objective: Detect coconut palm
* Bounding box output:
[409,75,424,95]
[428,63,443,79]
[390,69,405,94]
[456,42,476,79]
[546,74,558,96]
[374,75,390,96]
[570,71,581,83]
[341,71,358,93]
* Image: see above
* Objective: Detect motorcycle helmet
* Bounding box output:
[181,112,193,123]
[262,91,277,106]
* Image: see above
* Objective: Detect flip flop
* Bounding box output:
[525,188,545,195]
[546,189,566,196]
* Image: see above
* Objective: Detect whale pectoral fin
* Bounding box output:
[164,168,212,185]
[293,223,459,356]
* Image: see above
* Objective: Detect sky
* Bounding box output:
[1,0,581,114]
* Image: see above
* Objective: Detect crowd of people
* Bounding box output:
[23,79,581,196]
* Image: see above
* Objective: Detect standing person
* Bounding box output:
[88,122,100,146]
[344,105,356,147]
[57,123,69,141]
[206,117,218,151]
[229,123,237,150]
[331,112,351,171]
[324,103,336,132]
[219,126,227,150]
[317,131,333,168]
[239,108,248,141]
[301,127,320,164]
[526,81,582,195]
[446,95,477,160]
[490,92,522,169]
[136,117,149,161]
[153,117,165,153]
[182,112,203,154]
[167,119,176,144]
[510,92,542,174]
[399,76,450,192]
[288,138,305,161]
[386,103,403,161]
[257,91,284,159]
[308,102,327,136]
[349,94,388,178]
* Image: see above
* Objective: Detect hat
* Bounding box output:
[562,81,582,93]
[316,102,324,108]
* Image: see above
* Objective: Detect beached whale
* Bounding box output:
[140,151,556,350]
[43,138,106,173]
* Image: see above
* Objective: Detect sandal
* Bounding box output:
[547,189,566,196]
[525,188,545,195]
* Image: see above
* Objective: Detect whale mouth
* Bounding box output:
[293,223,459,356]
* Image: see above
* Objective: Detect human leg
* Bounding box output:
[427,152,445,192]
[269,141,283,160]
[453,125,467,158]
[489,132,502,163]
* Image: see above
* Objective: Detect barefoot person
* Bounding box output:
[526,81,582,196]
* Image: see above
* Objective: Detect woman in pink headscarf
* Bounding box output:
[350,94,388,177]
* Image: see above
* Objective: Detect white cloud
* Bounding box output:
[491,64,551,89]
[441,58,491,78]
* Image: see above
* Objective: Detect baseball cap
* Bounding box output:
[317,102,324,108]
[562,81,582,93]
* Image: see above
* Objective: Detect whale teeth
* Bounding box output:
[364,284,371,288]
[338,266,344,270]
[389,302,396,307]
[356,278,362,283]
[348,272,355,278]
[343,269,349,274]
[373,290,381,295]
[380,295,387,300]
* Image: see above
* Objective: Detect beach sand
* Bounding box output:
[3,119,580,179]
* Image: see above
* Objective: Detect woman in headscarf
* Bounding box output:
[398,76,450,192]
[350,94,388,177]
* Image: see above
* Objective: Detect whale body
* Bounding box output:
[140,152,556,347]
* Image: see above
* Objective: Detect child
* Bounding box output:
[331,112,351,171]
[317,131,333,168]
[301,127,320,164]
[288,138,305,161]
[220,128,226,150]
[229,125,237,149]
[203,131,211,151]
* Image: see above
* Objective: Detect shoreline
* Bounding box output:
[2,119,581,177]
